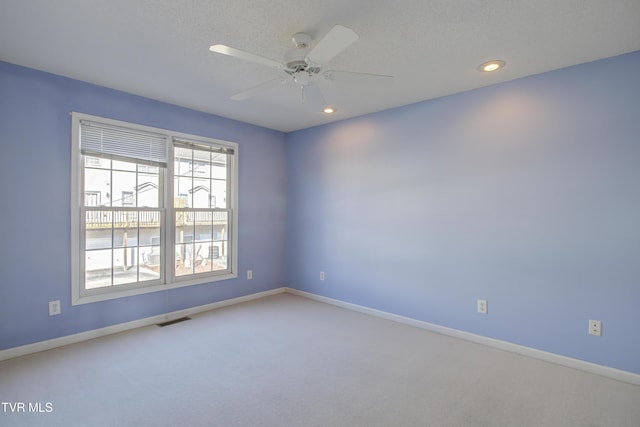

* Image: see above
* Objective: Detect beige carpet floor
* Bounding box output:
[1,293,639,426]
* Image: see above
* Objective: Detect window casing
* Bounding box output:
[71,113,238,305]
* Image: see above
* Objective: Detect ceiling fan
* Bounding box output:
[209,25,393,112]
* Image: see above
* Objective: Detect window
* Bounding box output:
[84,191,101,207]
[173,140,231,277]
[121,191,134,206]
[71,113,238,305]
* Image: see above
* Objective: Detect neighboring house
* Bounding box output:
[83,153,229,288]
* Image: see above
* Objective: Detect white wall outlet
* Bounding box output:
[477,299,488,314]
[49,300,61,316]
[247,270,253,280]
[589,319,602,336]
[320,271,325,281]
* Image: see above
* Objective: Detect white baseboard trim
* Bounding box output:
[0,287,286,362]
[285,287,640,386]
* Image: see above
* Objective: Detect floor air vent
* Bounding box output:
[156,316,192,327]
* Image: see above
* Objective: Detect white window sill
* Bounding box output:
[72,272,238,306]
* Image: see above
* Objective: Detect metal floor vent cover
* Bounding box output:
[156,316,192,327]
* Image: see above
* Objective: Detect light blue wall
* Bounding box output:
[2,52,639,374]
[0,61,287,350]
[286,52,640,374]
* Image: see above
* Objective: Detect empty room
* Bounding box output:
[1,1,639,426]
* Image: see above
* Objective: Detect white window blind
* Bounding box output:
[80,120,169,166]
[173,138,235,155]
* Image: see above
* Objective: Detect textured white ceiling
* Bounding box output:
[1,0,639,132]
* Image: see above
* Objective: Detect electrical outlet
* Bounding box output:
[320,271,325,281]
[49,300,61,316]
[589,319,602,336]
[477,299,488,314]
[247,270,253,280]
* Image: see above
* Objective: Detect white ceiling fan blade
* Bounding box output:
[209,44,284,70]
[301,82,327,110]
[306,25,359,65]
[230,78,287,101]
[324,70,394,87]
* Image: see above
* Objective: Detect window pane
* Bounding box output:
[85,211,112,248]
[113,211,138,248]
[195,211,213,241]
[173,209,229,277]
[193,161,207,177]
[199,247,214,273]
[193,149,210,162]
[175,147,192,177]
[112,170,136,207]
[197,213,213,274]
[139,247,160,282]
[213,211,228,240]
[175,243,194,276]
[85,229,111,250]
[175,207,225,276]
[176,211,194,242]
[213,211,228,271]
[86,227,112,251]
[141,245,162,269]
[114,246,138,285]
[139,213,160,245]
[212,243,228,271]
[83,152,165,293]
[211,157,227,179]
[175,176,192,207]
[137,173,159,208]
[85,249,112,289]
[192,242,211,273]
[211,180,227,208]
[192,178,210,208]
[84,169,110,207]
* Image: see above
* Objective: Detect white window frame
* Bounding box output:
[71,112,238,305]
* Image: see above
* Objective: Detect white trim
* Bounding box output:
[285,288,640,386]
[70,113,81,305]
[0,287,285,362]
[230,144,239,279]
[5,285,637,386]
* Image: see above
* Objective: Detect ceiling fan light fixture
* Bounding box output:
[479,60,506,72]
[292,33,312,49]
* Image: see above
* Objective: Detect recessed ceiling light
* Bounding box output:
[323,107,336,114]
[478,60,506,72]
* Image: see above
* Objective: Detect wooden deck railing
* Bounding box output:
[85,210,227,229]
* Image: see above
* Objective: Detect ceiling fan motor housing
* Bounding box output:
[284,47,320,75]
